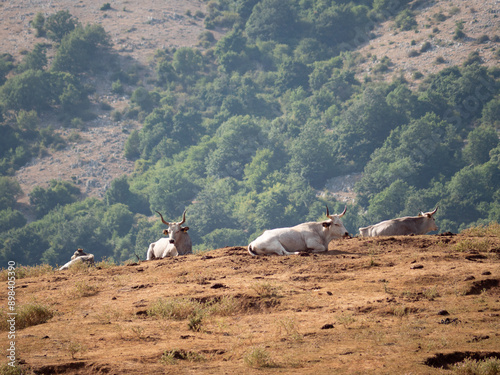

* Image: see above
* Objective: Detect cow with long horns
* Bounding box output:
[146,209,192,260]
[248,206,349,256]
[359,207,439,237]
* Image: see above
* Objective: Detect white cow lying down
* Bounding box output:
[59,249,95,271]
[248,206,349,256]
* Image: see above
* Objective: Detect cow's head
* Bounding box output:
[156,210,189,244]
[323,205,349,238]
[419,206,438,232]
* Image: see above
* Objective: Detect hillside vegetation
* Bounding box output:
[0,0,499,267]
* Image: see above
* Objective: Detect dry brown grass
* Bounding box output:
[1,232,498,374]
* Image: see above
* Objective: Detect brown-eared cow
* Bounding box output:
[359,207,438,237]
[248,206,349,256]
[146,209,192,260]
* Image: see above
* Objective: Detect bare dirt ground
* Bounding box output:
[1,232,499,374]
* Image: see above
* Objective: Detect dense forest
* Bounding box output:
[0,0,499,266]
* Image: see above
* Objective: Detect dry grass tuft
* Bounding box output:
[451,356,500,375]
[0,303,53,331]
[0,264,54,281]
[243,346,278,368]
[461,222,500,237]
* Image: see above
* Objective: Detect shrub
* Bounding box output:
[463,51,481,66]
[395,9,417,31]
[74,280,100,297]
[420,41,432,52]
[148,298,202,320]
[435,56,445,64]
[111,80,124,94]
[408,50,420,57]
[476,34,489,44]
[412,71,424,79]
[244,346,277,368]
[100,3,111,11]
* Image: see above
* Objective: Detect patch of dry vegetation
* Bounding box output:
[0,231,499,374]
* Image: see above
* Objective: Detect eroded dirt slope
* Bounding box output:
[2,233,499,374]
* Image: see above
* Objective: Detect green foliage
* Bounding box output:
[172,47,203,79]
[482,96,500,126]
[17,43,47,73]
[0,208,26,233]
[394,9,417,31]
[31,12,46,37]
[100,3,111,11]
[52,24,111,74]
[463,125,499,165]
[0,177,22,211]
[29,180,80,218]
[245,0,298,42]
[206,115,262,179]
[45,10,79,42]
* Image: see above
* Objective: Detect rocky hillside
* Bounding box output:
[2,0,498,206]
[355,0,499,83]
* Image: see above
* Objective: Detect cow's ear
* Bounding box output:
[182,226,190,232]
[162,229,168,235]
[322,222,331,228]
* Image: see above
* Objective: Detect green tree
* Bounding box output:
[102,203,134,237]
[17,43,47,72]
[0,54,14,86]
[0,177,23,211]
[0,70,52,112]
[203,228,248,249]
[45,10,78,42]
[243,148,275,192]
[206,115,263,179]
[104,175,148,214]
[0,208,26,233]
[124,129,141,160]
[31,12,46,37]
[52,24,110,74]
[463,125,499,165]
[16,110,38,132]
[333,85,403,170]
[172,47,203,78]
[245,0,298,42]
[131,87,155,112]
[186,178,239,244]
[148,165,198,214]
[287,120,336,188]
[0,226,49,265]
[481,96,500,126]
[29,180,80,218]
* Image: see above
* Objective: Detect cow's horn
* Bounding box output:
[155,211,169,225]
[339,205,347,217]
[326,205,330,218]
[430,206,438,215]
[179,209,187,225]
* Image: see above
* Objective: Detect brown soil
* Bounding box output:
[2,233,499,374]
